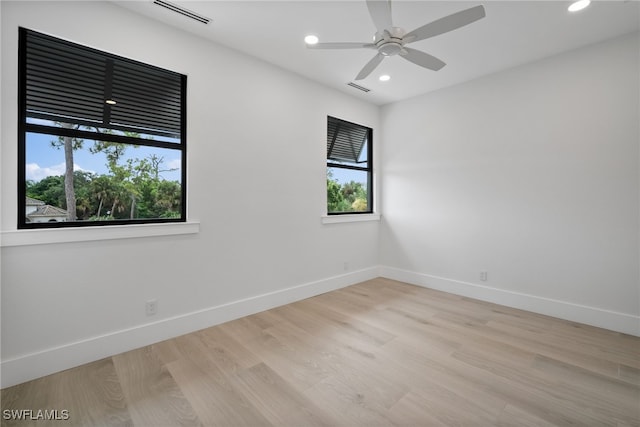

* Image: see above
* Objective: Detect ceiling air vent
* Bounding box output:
[347,82,371,93]
[153,0,211,24]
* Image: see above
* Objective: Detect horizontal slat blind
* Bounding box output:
[327,116,368,163]
[24,29,183,140]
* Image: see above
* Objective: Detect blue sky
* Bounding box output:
[26,132,182,183]
[328,166,368,187]
[26,131,364,188]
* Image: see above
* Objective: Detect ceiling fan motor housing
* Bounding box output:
[375,27,406,56]
[379,42,403,56]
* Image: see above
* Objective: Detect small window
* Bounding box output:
[18,28,186,229]
[326,116,373,214]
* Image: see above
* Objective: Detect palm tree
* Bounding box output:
[90,175,113,218]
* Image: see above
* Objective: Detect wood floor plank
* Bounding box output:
[488,313,640,368]
[620,364,640,386]
[111,346,201,427]
[380,327,621,426]
[378,336,510,419]
[483,318,627,377]
[450,347,623,426]
[367,306,462,355]
[271,302,393,360]
[530,354,640,425]
[233,362,334,426]
[2,358,132,427]
[386,391,450,427]
[2,278,639,426]
[292,298,397,347]
[258,316,409,411]
[165,358,270,427]
[496,404,558,427]
[216,312,275,342]
[264,309,411,411]
[151,338,186,366]
[195,327,262,371]
[302,373,396,427]
[239,328,331,391]
[391,386,498,427]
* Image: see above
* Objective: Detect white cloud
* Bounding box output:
[166,158,181,170]
[26,162,65,181]
[26,163,94,182]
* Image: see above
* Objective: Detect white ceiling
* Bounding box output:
[114,0,639,105]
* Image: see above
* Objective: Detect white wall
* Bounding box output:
[380,33,640,335]
[0,1,380,387]
[1,0,638,389]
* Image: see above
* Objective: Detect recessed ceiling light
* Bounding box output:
[304,35,319,45]
[379,74,391,82]
[105,99,117,105]
[568,0,590,12]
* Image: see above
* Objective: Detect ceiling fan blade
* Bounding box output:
[355,52,385,80]
[366,0,393,33]
[404,5,486,44]
[400,47,446,71]
[307,42,376,50]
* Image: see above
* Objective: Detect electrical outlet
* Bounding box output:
[344,261,349,271]
[145,299,157,316]
[480,271,488,281]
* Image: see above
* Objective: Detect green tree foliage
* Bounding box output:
[89,175,115,218]
[26,175,65,207]
[327,172,368,213]
[351,198,368,211]
[29,125,181,222]
[327,178,345,212]
[72,171,97,219]
[26,155,182,222]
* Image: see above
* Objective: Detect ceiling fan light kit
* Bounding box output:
[568,0,591,12]
[304,35,319,45]
[306,0,486,81]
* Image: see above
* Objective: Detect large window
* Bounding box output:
[326,116,373,214]
[18,28,186,228]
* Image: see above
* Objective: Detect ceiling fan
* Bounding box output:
[307,0,486,80]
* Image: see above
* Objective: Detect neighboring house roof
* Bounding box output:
[28,204,68,218]
[26,196,45,206]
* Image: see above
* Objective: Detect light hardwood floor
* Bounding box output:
[2,278,639,426]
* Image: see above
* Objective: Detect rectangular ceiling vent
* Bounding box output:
[347,82,371,93]
[153,0,211,24]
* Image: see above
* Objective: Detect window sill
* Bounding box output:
[322,213,381,224]
[0,222,200,247]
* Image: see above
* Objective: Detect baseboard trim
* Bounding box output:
[0,267,379,389]
[379,266,640,337]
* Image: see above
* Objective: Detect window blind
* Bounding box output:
[327,116,368,164]
[24,29,183,140]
